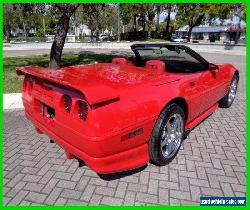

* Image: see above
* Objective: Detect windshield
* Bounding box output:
[131,44,209,73]
[134,46,199,63]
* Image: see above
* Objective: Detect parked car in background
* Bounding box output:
[99,34,110,41]
[170,35,187,43]
[238,36,246,44]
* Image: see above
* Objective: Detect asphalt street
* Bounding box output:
[3,50,246,206]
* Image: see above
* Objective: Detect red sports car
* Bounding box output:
[16,44,239,174]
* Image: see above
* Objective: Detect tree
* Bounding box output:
[204,4,232,25]
[231,4,246,44]
[4,4,36,41]
[120,4,140,32]
[49,4,79,68]
[155,4,163,32]
[146,6,155,38]
[176,4,206,41]
[3,4,14,42]
[78,4,105,41]
[13,4,36,39]
[33,4,57,37]
[136,4,155,37]
[163,4,175,39]
[120,4,155,38]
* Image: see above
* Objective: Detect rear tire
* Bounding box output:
[149,103,185,166]
[219,75,239,108]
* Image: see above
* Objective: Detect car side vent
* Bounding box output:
[78,100,88,121]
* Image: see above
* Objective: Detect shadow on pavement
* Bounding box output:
[98,164,148,181]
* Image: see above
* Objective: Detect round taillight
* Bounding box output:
[63,95,72,113]
[78,101,88,121]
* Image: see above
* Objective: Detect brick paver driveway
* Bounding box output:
[3,52,246,206]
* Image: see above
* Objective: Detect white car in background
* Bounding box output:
[99,34,110,41]
[173,38,185,43]
[171,36,187,43]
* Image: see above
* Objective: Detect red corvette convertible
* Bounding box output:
[16,44,239,174]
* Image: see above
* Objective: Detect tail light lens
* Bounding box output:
[22,79,27,92]
[78,101,88,121]
[63,95,72,113]
[24,77,33,95]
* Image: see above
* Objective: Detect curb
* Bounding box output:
[3,42,246,56]
[3,93,23,110]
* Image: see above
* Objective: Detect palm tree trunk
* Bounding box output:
[23,23,27,40]
[133,15,137,32]
[156,5,160,32]
[5,24,11,42]
[165,7,171,39]
[90,30,94,41]
[235,19,241,44]
[187,26,193,42]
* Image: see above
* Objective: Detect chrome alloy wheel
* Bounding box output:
[228,77,238,103]
[161,113,184,159]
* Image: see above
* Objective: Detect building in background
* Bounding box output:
[175,25,246,42]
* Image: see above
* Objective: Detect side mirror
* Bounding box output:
[209,63,219,72]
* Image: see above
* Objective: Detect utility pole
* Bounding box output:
[117,3,120,42]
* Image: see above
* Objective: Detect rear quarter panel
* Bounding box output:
[92,80,184,135]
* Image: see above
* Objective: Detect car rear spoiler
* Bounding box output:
[16,66,120,106]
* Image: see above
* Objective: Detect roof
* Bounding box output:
[177,25,246,33]
[192,26,227,33]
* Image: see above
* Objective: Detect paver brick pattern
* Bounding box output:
[3,53,246,206]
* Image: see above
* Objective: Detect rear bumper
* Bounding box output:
[26,111,150,174]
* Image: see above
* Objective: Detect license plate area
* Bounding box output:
[40,103,55,120]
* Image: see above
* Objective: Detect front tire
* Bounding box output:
[219,75,239,108]
[149,103,185,166]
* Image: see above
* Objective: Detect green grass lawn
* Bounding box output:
[3,53,114,93]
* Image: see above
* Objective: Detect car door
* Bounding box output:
[175,46,225,121]
[180,71,213,121]
[185,67,225,121]
[199,68,224,108]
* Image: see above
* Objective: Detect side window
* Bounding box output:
[175,48,200,63]
[165,48,208,73]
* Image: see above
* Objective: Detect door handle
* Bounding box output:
[189,80,196,87]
